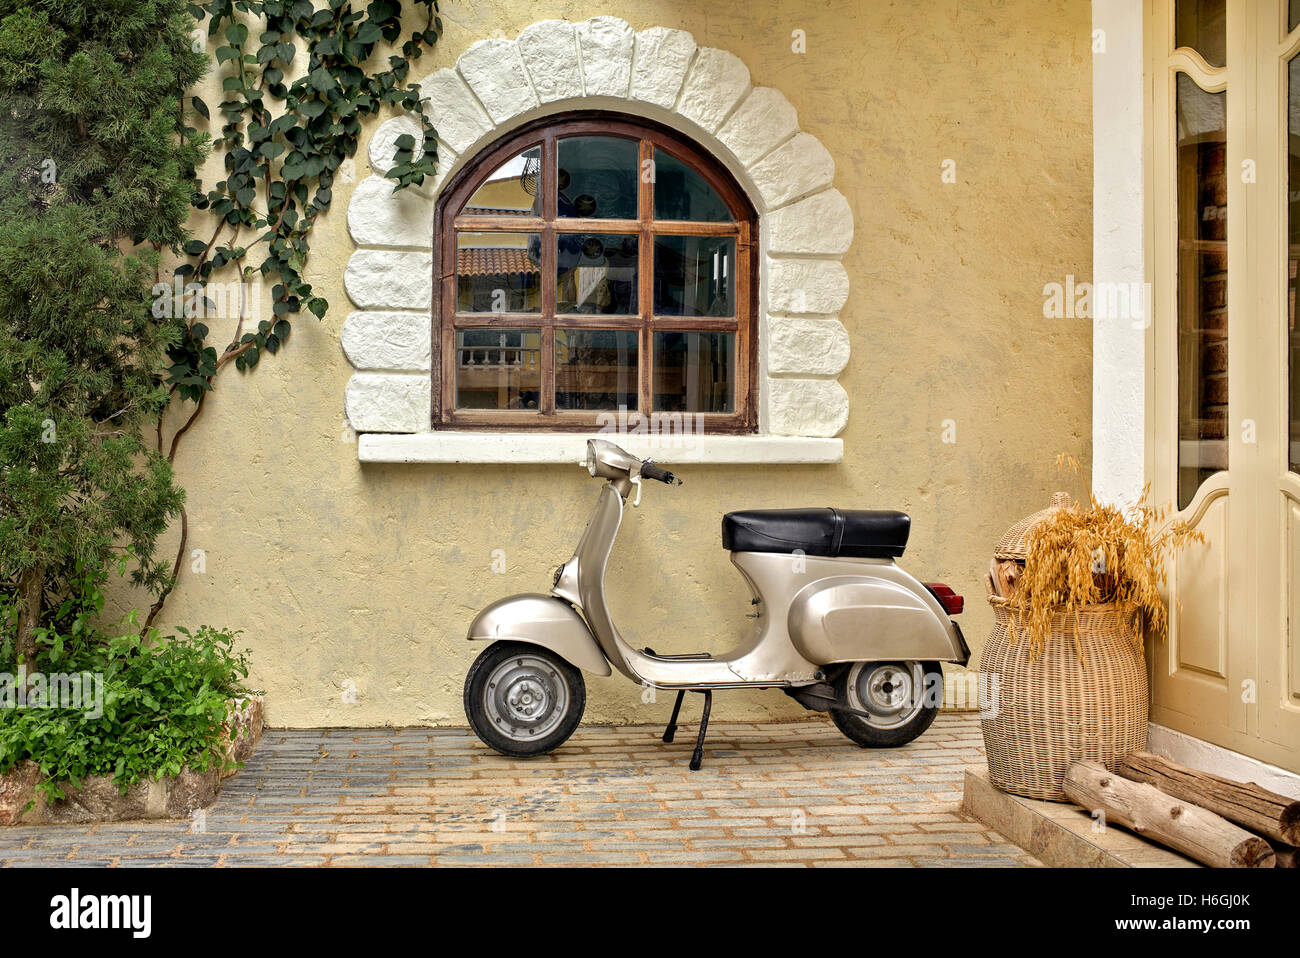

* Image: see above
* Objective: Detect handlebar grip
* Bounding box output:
[640,460,680,485]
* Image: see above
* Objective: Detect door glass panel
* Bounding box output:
[555,234,638,314]
[1291,0,1300,33]
[556,136,638,219]
[653,148,733,222]
[653,331,734,413]
[1175,0,1226,67]
[454,329,541,410]
[1175,73,1228,509]
[653,236,736,317]
[555,329,638,410]
[461,146,542,217]
[1289,56,1300,474]
[456,232,542,312]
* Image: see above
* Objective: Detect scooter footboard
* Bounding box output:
[467,594,612,677]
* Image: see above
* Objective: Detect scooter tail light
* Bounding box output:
[923,583,964,615]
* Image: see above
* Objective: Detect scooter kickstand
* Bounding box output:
[662,690,685,743]
[689,690,713,772]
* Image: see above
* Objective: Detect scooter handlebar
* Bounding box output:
[639,460,681,485]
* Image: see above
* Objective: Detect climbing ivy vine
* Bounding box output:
[149,0,443,625]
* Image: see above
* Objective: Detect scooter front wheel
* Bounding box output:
[830,660,942,749]
[464,641,586,757]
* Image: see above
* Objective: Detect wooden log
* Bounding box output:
[994,559,1021,598]
[1269,842,1299,869]
[1117,751,1300,846]
[1063,761,1275,868]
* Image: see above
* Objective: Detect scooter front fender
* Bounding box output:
[467,594,612,677]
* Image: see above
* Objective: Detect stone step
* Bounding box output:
[961,768,1201,868]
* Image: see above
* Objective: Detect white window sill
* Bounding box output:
[357,432,843,465]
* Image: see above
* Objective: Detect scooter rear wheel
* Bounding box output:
[464,641,586,757]
[830,660,942,748]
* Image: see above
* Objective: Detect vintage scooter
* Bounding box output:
[464,439,969,770]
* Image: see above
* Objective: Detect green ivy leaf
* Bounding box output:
[308,67,334,93]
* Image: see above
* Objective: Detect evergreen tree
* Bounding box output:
[0,1,208,663]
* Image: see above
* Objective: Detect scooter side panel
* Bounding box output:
[784,572,970,666]
[467,594,613,677]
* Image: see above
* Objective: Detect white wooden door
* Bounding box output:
[1146,0,1300,771]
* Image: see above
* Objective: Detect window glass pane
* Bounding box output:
[556,233,638,314]
[456,232,542,312]
[455,329,541,410]
[557,136,638,219]
[654,236,735,317]
[462,146,541,217]
[1175,0,1226,67]
[1175,73,1228,508]
[653,148,733,222]
[653,332,734,413]
[555,329,638,411]
[1289,57,1300,473]
[1291,0,1300,33]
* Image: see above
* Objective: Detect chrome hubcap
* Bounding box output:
[484,654,569,742]
[849,662,925,730]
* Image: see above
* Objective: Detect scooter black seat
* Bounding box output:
[721,508,910,559]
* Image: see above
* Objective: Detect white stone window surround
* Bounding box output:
[343,17,853,465]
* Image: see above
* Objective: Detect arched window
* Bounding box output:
[433,113,757,431]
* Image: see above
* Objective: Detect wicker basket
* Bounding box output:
[994,491,1072,561]
[979,596,1149,801]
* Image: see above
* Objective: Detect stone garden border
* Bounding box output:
[344,18,853,464]
[0,695,264,825]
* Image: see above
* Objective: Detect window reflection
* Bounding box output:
[462,146,542,218]
[653,236,735,317]
[455,329,542,410]
[1175,74,1228,508]
[557,136,638,219]
[556,234,638,314]
[456,232,542,312]
[556,329,638,410]
[654,149,733,222]
[1288,57,1300,473]
[653,332,734,413]
[1175,0,1226,67]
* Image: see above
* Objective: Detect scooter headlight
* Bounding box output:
[585,440,598,477]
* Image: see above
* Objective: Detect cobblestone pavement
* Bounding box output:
[0,712,1039,867]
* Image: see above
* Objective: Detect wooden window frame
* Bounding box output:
[433,112,759,432]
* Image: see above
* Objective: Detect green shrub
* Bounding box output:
[0,567,253,802]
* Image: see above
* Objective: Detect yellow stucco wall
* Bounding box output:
[125,0,1094,728]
